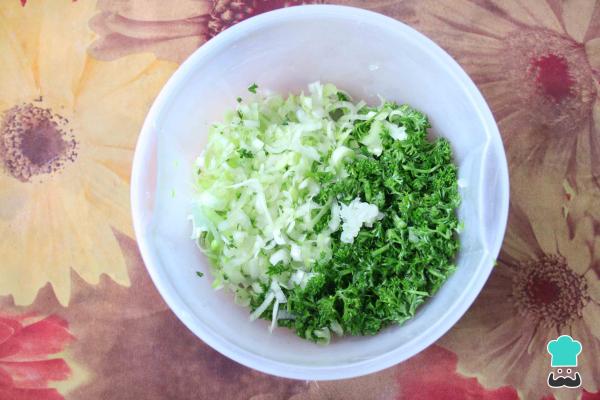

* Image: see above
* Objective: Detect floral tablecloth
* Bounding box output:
[1,1,599,399]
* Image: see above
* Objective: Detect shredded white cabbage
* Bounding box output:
[360,120,384,156]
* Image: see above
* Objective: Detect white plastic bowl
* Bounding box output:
[131,5,509,380]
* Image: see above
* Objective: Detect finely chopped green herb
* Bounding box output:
[191,83,460,343]
[247,83,258,93]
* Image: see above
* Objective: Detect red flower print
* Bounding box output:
[395,345,518,400]
[0,314,74,400]
[583,390,600,400]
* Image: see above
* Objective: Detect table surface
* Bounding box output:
[1,1,599,399]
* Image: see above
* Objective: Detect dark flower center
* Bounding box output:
[0,103,78,182]
[512,255,589,328]
[505,28,596,132]
[208,0,323,37]
[527,276,560,306]
[530,54,574,102]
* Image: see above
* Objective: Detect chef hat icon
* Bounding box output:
[547,335,582,367]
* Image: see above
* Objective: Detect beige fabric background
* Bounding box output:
[0,1,599,399]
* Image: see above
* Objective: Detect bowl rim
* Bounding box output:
[131,4,510,380]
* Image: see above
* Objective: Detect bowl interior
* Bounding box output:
[132,5,508,379]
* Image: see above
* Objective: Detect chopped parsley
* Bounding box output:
[280,105,459,340]
[265,104,459,342]
[336,91,350,101]
[237,148,254,159]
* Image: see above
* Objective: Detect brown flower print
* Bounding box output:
[505,163,600,254]
[438,203,600,400]
[411,0,600,188]
[332,0,417,24]
[90,0,324,63]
